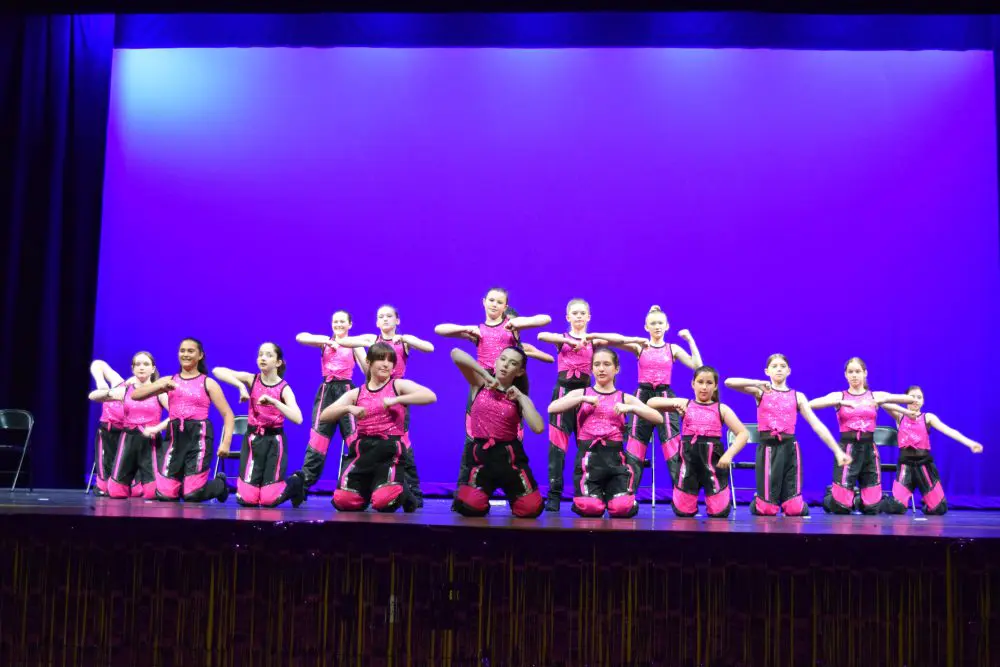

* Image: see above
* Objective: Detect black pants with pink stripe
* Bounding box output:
[303,379,355,488]
[155,419,226,502]
[629,384,682,489]
[881,450,947,515]
[545,374,589,507]
[236,427,303,507]
[333,435,407,513]
[108,429,157,500]
[94,422,124,496]
[672,436,731,518]
[571,440,642,518]
[749,436,807,516]
[454,437,543,519]
[823,433,881,514]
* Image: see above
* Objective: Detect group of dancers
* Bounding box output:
[88,288,984,518]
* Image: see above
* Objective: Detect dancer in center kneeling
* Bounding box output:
[648,366,749,518]
[451,346,546,519]
[319,343,436,513]
[547,347,664,518]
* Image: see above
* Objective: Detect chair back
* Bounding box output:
[727,423,760,447]
[874,426,898,447]
[0,410,33,431]
[233,416,248,437]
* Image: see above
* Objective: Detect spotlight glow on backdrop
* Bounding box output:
[95,47,1000,502]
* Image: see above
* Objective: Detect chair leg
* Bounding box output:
[651,451,656,509]
[85,461,97,494]
[213,456,220,478]
[730,468,736,511]
[11,427,32,492]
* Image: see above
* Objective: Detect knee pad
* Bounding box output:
[107,480,131,499]
[705,487,731,517]
[859,485,883,509]
[780,496,808,517]
[752,496,780,516]
[828,483,854,512]
[237,479,262,506]
[671,488,698,517]
[307,431,331,455]
[923,483,946,514]
[454,485,490,516]
[572,496,607,517]
[548,426,569,452]
[372,484,404,512]
[512,491,543,519]
[333,489,366,512]
[607,494,638,518]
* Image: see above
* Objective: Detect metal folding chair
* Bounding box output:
[0,409,35,491]
[213,416,249,478]
[874,425,916,512]
[726,423,760,510]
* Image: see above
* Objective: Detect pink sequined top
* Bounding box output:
[321,341,355,382]
[123,384,163,429]
[168,374,211,421]
[638,344,673,386]
[836,390,877,435]
[557,334,593,380]
[898,414,931,451]
[476,319,519,369]
[576,388,626,442]
[100,383,126,427]
[356,380,405,438]
[682,401,723,441]
[376,334,408,379]
[468,386,521,441]
[756,388,799,439]
[248,374,289,428]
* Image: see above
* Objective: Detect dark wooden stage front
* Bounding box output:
[2,491,998,667]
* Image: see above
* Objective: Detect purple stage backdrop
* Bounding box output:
[94,47,1000,504]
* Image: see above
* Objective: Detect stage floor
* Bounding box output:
[2,489,999,540]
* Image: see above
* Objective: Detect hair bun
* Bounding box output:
[649,305,662,312]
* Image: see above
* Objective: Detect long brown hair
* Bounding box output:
[693,365,720,402]
[181,338,208,375]
[845,356,869,390]
[499,346,530,395]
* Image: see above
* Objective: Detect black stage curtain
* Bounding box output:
[0,16,116,487]
[1,12,999,487]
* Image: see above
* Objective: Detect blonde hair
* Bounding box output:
[646,305,667,323]
[566,298,590,313]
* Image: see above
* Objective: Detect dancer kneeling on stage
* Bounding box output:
[131,338,233,503]
[809,357,917,515]
[451,346,546,519]
[320,343,436,513]
[88,353,169,499]
[212,342,307,508]
[649,366,749,518]
[879,385,983,516]
[725,354,852,516]
[547,348,664,518]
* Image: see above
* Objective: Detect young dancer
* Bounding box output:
[537,298,641,511]
[212,342,307,508]
[725,354,852,516]
[296,311,367,489]
[879,386,983,515]
[809,357,918,514]
[319,343,436,513]
[434,287,551,370]
[334,305,434,507]
[131,338,233,503]
[591,305,703,494]
[88,353,169,499]
[547,347,664,518]
[89,359,129,496]
[648,366,748,518]
[451,346,546,519]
